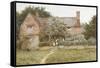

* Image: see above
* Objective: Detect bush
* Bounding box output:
[39,42,51,47]
[64,34,88,46]
[87,37,96,45]
[16,39,21,49]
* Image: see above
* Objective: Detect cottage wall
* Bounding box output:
[19,13,40,50]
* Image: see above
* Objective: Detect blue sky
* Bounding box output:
[16,3,96,23]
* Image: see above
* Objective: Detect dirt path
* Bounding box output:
[40,48,57,64]
[40,45,96,64]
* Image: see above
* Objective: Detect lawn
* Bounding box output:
[16,46,96,65]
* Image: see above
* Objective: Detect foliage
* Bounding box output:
[63,34,88,46]
[16,6,52,39]
[16,6,51,23]
[87,37,96,45]
[44,18,69,46]
[83,15,96,40]
[39,42,51,47]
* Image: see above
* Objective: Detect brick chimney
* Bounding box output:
[74,11,80,27]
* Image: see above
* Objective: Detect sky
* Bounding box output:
[16,3,96,23]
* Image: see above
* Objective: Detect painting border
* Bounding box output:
[10,1,98,67]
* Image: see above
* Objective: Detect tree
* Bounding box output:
[44,18,68,46]
[16,6,51,23]
[83,15,96,40]
[16,6,52,39]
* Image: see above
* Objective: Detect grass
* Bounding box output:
[16,46,96,65]
[16,49,50,65]
[46,48,96,63]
